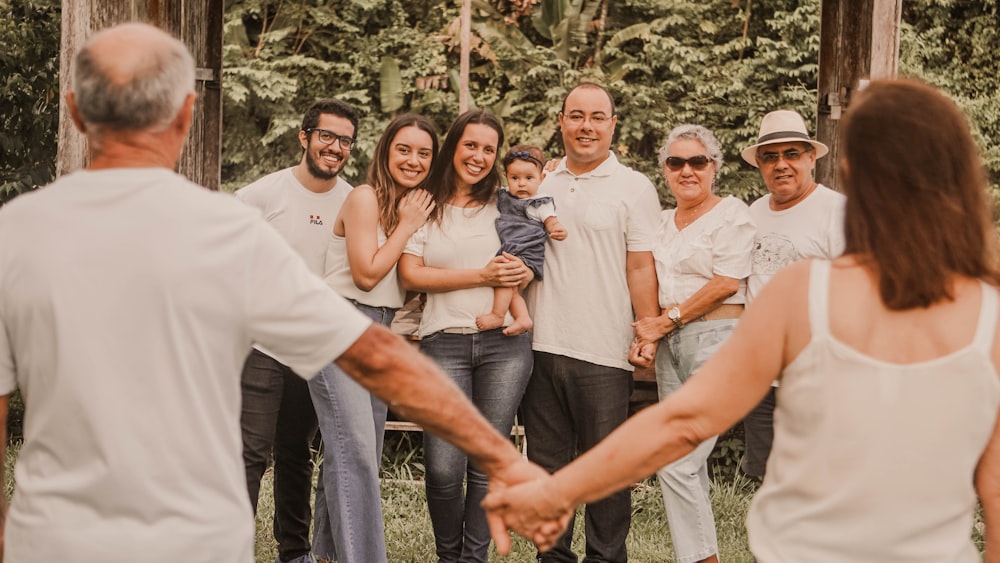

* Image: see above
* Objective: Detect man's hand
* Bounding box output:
[483,473,573,554]
[628,338,658,368]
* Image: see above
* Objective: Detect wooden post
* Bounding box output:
[56,1,224,190]
[459,0,471,114]
[815,0,902,188]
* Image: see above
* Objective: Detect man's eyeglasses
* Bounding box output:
[305,128,356,151]
[664,155,712,171]
[757,147,812,165]
[562,113,611,125]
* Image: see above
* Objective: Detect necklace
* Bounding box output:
[674,197,713,230]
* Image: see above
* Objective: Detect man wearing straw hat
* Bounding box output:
[739,109,846,478]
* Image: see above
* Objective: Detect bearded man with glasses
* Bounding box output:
[234,98,361,563]
[738,109,846,480]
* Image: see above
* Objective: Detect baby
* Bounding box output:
[476,145,567,335]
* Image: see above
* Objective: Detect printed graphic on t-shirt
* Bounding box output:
[752,233,798,275]
[309,214,324,225]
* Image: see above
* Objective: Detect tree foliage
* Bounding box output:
[0,0,59,205]
[1,0,998,206]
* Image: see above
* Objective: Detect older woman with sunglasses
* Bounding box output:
[632,124,755,563]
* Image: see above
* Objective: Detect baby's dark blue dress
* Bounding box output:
[495,189,555,280]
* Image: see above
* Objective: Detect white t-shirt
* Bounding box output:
[234,167,352,276]
[655,196,755,307]
[525,152,660,371]
[747,184,845,302]
[404,203,511,337]
[235,167,353,359]
[0,168,371,562]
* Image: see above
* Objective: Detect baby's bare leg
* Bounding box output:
[476,286,511,330]
[502,292,533,336]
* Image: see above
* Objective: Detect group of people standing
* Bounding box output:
[237,71,848,563]
[4,20,1000,563]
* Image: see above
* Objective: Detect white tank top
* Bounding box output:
[322,228,405,309]
[747,259,1000,562]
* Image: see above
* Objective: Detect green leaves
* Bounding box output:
[0,0,59,205]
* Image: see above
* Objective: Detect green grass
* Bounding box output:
[252,458,755,562]
[2,440,756,561]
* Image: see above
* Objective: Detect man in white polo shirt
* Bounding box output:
[0,22,542,563]
[523,82,661,563]
[740,109,846,478]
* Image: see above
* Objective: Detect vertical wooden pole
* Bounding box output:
[459,0,471,114]
[56,0,223,190]
[815,0,901,188]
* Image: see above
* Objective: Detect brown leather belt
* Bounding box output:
[692,303,744,323]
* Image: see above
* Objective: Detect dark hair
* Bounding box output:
[426,109,505,223]
[560,82,616,116]
[301,98,359,137]
[366,113,439,234]
[841,78,1000,309]
[504,144,545,172]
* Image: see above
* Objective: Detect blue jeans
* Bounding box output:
[418,328,533,563]
[655,318,737,563]
[521,352,633,563]
[309,301,393,563]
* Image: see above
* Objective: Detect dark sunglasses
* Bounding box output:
[664,155,712,171]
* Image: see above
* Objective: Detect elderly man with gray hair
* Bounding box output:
[0,22,543,562]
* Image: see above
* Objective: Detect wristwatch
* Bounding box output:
[668,306,684,330]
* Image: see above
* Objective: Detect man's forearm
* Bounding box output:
[625,251,660,319]
[335,325,521,476]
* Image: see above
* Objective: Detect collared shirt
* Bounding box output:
[525,152,661,371]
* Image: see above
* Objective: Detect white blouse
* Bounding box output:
[653,196,756,307]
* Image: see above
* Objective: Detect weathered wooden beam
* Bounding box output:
[56,0,224,190]
[815,0,901,188]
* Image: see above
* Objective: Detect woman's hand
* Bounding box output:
[397,189,436,235]
[480,252,531,288]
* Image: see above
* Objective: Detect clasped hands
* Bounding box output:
[481,458,573,555]
[629,313,668,368]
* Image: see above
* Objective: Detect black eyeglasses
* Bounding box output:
[757,147,812,165]
[305,128,356,151]
[664,155,712,171]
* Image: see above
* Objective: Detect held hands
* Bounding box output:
[629,314,668,368]
[481,252,531,288]
[483,473,573,554]
[396,189,436,235]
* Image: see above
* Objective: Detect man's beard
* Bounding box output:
[306,149,342,181]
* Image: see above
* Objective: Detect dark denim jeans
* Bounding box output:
[310,300,395,563]
[240,349,318,562]
[419,328,533,563]
[741,386,777,478]
[521,352,633,563]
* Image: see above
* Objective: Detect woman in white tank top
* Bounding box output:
[481,80,1000,563]
[309,114,437,563]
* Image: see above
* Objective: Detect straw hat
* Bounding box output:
[741,110,829,168]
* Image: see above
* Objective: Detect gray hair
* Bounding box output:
[72,23,195,132]
[657,124,725,171]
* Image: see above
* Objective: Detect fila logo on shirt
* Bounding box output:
[309,215,324,225]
